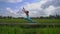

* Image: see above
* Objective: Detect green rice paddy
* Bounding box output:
[0,19,60,23]
[0,18,60,34]
[0,26,60,34]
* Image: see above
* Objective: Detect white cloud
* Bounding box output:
[1,0,60,17]
[21,0,60,17]
[53,7,60,15]
[6,7,18,15]
[6,7,26,17]
[44,5,56,16]
[21,0,48,17]
[23,0,47,10]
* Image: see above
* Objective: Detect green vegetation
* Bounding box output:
[33,19,60,23]
[0,18,60,23]
[0,19,27,23]
[0,26,60,34]
[0,14,60,23]
[0,15,60,34]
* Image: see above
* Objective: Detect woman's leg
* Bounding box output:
[26,15,33,22]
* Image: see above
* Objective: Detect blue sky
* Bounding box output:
[0,0,40,17]
[0,0,60,17]
[0,0,40,9]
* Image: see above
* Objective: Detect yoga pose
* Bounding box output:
[22,7,29,18]
[22,7,33,22]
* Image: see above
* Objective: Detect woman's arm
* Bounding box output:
[22,7,26,13]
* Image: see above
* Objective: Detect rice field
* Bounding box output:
[0,25,60,34]
[0,18,60,34]
[0,19,60,23]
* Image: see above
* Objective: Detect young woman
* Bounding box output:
[22,7,33,22]
[22,7,30,18]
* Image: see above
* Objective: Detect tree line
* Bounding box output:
[0,14,60,19]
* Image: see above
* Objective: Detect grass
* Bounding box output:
[0,18,60,23]
[0,19,28,23]
[0,18,60,34]
[0,26,60,34]
[33,19,60,23]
